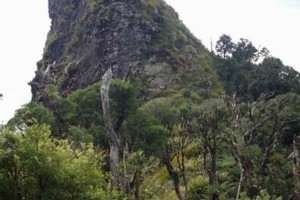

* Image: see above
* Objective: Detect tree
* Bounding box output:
[258,47,270,59]
[213,36,298,99]
[195,97,228,199]
[123,109,166,199]
[141,97,185,199]
[232,38,258,64]
[128,151,159,200]
[140,97,199,199]
[224,93,300,199]
[101,69,121,189]
[100,69,139,191]
[216,34,235,58]
[7,102,55,131]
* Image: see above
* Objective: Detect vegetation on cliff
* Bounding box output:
[1,0,300,200]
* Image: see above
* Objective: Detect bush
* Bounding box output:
[0,125,121,199]
[187,176,208,200]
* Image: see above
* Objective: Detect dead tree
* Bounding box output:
[101,69,120,189]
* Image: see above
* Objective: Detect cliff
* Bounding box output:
[30,0,219,102]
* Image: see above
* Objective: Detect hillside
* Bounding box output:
[1,1,300,200]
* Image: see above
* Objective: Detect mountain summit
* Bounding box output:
[30,0,220,101]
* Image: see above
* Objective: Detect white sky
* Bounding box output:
[0,0,299,123]
[165,0,300,68]
[0,0,50,124]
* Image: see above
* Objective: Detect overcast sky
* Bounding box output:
[0,0,299,123]
[166,0,300,68]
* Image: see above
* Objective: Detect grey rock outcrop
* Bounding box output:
[30,0,209,101]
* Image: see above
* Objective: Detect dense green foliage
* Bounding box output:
[7,102,55,131]
[4,28,300,199]
[0,125,122,200]
[213,34,300,99]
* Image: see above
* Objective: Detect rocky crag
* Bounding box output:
[31,0,220,102]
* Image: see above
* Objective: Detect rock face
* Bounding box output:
[30,0,212,101]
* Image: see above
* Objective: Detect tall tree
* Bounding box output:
[195,98,227,200]
[215,34,235,58]
[141,97,184,199]
[232,38,258,64]
[100,69,121,189]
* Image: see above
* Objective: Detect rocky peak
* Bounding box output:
[31,0,211,102]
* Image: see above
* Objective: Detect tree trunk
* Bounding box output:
[123,142,130,195]
[15,179,22,200]
[177,139,187,195]
[134,171,142,200]
[101,69,120,189]
[236,161,245,200]
[38,175,43,200]
[208,144,217,200]
[292,136,300,198]
[163,157,183,200]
